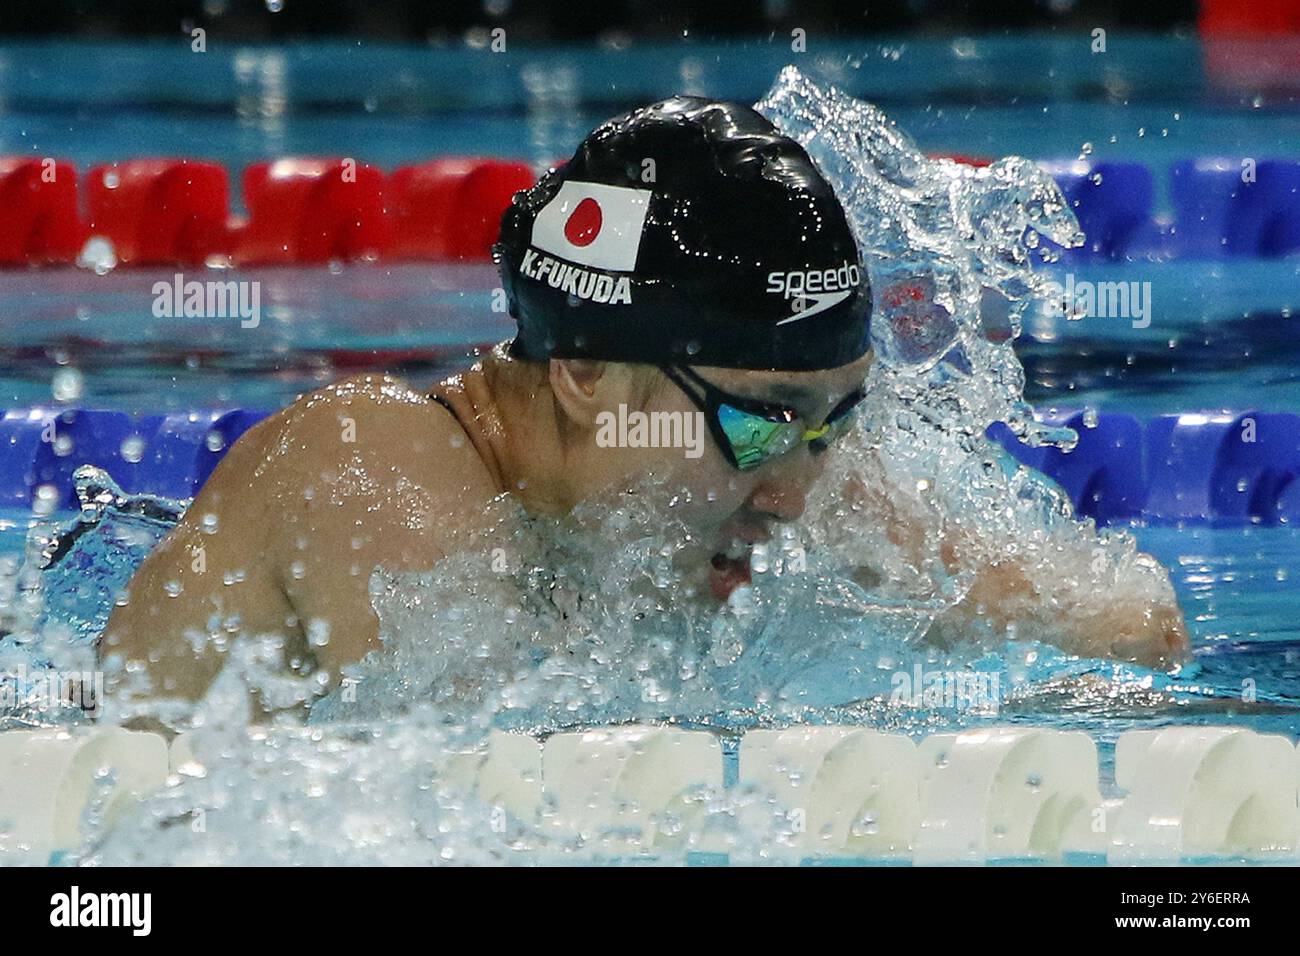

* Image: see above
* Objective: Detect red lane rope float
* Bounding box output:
[388,158,533,261]
[86,159,230,267]
[1200,0,1300,94]
[1201,0,1300,35]
[0,158,87,266]
[234,158,393,265]
[0,155,538,268]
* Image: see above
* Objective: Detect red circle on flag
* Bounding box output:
[564,198,603,247]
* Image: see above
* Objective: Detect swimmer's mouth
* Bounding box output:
[709,550,752,601]
[708,523,769,601]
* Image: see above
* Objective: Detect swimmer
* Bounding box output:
[103,96,1187,703]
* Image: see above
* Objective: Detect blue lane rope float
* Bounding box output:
[3,407,1298,525]
[989,410,1300,526]
[1,408,267,506]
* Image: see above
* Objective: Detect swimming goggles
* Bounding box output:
[661,365,866,472]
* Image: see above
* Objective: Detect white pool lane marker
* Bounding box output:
[1,723,1296,864]
[1109,726,1299,862]
[739,726,921,859]
[0,727,168,861]
[914,727,1104,863]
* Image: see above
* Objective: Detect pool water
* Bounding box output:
[3,507,1299,789]
[0,258,1297,415]
[4,36,1298,168]
[0,264,507,411]
[6,517,1294,690]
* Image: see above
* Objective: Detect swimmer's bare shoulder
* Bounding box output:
[104,373,499,701]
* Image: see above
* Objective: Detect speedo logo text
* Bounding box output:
[767,260,860,323]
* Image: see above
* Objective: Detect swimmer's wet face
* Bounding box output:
[492,94,875,600]
[536,349,870,599]
[619,354,874,601]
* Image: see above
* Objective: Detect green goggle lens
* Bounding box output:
[717,405,804,470]
[717,392,863,471]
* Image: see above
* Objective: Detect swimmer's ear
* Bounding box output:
[549,359,625,430]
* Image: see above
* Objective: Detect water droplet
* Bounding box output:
[76,236,118,275]
[851,812,880,837]
[307,619,330,647]
[120,434,146,464]
[33,484,59,516]
[52,367,84,402]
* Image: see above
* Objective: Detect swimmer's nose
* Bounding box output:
[747,446,824,522]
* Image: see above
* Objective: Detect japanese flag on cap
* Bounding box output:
[530,181,651,273]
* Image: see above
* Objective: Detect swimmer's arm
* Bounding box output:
[260,378,500,690]
[104,376,498,703]
[103,415,297,701]
[926,541,1189,668]
[842,471,1189,668]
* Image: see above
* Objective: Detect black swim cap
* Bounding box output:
[495,96,871,372]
